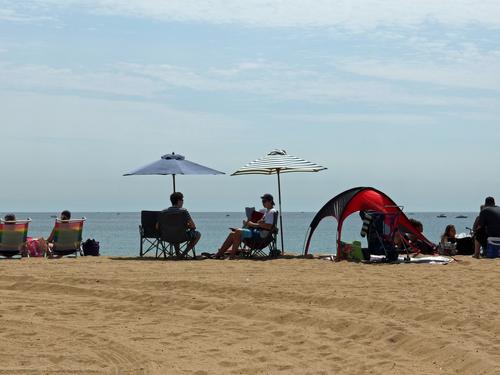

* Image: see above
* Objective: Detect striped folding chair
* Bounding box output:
[52,218,86,257]
[0,219,31,258]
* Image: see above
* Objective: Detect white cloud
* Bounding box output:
[336,57,500,91]
[11,0,500,29]
[0,6,51,22]
[0,62,163,97]
[1,60,500,112]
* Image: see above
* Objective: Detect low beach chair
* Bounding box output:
[139,211,162,257]
[0,218,31,258]
[158,210,196,259]
[240,211,280,258]
[51,218,86,257]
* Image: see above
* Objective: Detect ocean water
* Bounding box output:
[14,211,477,256]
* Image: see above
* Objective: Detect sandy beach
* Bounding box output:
[0,256,498,375]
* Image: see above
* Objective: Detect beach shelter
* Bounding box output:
[303,187,435,255]
[124,152,225,192]
[232,149,327,253]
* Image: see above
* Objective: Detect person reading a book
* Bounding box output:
[214,193,277,259]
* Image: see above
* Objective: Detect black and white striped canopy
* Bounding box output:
[231,149,327,176]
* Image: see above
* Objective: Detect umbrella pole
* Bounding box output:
[277,169,284,254]
[172,174,176,192]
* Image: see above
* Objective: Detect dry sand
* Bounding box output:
[0,256,499,375]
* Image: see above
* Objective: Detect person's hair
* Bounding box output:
[3,213,16,222]
[409,218,423,232]
[60,210,71,220]
[443,224,456,237]
[485,196,495,206]
[170,192,184,206]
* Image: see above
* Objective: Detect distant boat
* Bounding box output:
[437,214,447,218]
[50,215,57,218]
[225,214,230,217]
[456,215,468,219]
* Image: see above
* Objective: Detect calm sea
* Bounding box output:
[14,211,477,256]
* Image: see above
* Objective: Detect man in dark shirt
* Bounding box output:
[474,196,500,258]
[161,191,201,258]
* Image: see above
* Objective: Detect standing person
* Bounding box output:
[473,197,500,258]
[215,193,277,259]
[161,192,201,258]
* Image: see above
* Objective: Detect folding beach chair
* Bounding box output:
[158,210,196,259]
[139,211,162,257]
[240,211,280,258]
[0,218,31,258]
[366,211,407,262]
[51,218,86,257]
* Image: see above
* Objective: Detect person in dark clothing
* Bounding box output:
[3,213,16,222]
[160,192,201,257]
[474,197,500,258]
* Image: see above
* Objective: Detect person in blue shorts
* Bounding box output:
[215,194,277,259]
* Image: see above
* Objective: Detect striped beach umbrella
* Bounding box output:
[232,149,327,253]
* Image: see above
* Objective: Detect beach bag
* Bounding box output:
[82,238,100,256]
[25,238,45,257]
[456,237,474,255]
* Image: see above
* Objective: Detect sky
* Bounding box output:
[1,0,499,212]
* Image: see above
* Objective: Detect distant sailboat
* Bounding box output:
[437,214,447,218]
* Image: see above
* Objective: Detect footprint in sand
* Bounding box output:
[218,360,238,368]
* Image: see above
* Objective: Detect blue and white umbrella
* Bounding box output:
[232,149,327,252]
[124,152,225,192]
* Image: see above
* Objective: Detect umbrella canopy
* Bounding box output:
[124,152,225,192]
[232,149,327,253]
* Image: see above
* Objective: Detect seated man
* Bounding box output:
[161,192,201,258]
[215,193,277,259]
[474,196,500,258]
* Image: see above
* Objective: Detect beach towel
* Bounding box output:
[26,238,44,257]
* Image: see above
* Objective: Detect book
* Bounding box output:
[245,207,264,222]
